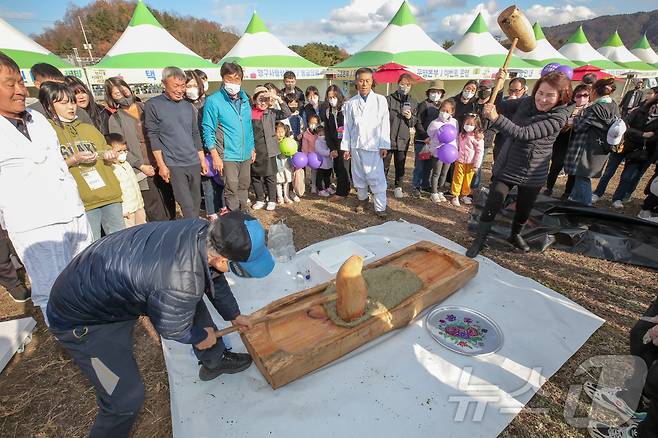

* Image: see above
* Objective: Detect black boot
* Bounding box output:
[466,221,493,258]
[199,349,253,381]
[508,222,530,252]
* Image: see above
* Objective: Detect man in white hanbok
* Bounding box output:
[341,68,391,218]
[0,53,93,324]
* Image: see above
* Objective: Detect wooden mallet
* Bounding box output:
[214,255,369,338]
[488,5,537,104]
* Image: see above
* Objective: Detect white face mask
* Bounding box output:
[310,96,319,105]
[462,90,475,100]
[186,88,200,101]
[328,97,338,107]
[428,92,442,103]
[224,82,241,96]
[203,81,209,92]
[118,151,128,162]
[58,114,77,123]
[463,125,475,133]
[438,111,451,122]
[308,123,318,131]
[399,85,411,95]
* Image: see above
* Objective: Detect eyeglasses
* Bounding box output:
[509,88,524,93]
[575,93,590,98]
[257,97,270,103]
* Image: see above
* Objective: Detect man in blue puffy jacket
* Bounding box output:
[47,211,274,438]
[202,62,256,212]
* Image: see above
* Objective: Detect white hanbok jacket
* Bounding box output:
[0,110,84,232]
[341,92,391,153]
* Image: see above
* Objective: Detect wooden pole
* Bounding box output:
[488,37,518,104]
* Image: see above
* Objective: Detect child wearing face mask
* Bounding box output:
[275,122,295,204]
[450,114,484,207]
[314,126,334,196]
[302,114,320,193]
[426,98,459,203]
[107,134,146,227]
[302,86,321,127]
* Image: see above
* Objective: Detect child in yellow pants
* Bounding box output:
[451,114,484,207]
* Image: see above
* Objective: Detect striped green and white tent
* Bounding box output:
[630,34,658,69]
[219,12,325,80]
[597,31,657,77]
[448,13,539,78]
[558,26,626,75]
[513,22,576,68]
[88,0,220,84]
[0,17,83,86]
[332,1,476,80]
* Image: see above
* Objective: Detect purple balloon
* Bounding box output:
[205,154,218,177]
[291,152,308,169]
[307,152,322,169]
[435,143,458,164]
[436,124,458,144]
[555,64,574,80]
[541,62,561,77]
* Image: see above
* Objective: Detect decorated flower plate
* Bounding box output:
[425,306,503,356]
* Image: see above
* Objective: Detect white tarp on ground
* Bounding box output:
[162,220,604,438]
[0,317,36,373]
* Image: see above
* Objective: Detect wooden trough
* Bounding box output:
[240,241,479,389]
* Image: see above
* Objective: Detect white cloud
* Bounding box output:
[440,0,500,35]
[426,0,468,10]
[525,4,596,27]
[211,1,252,31]
[320,0,418,36]
[440,1,597,38]
[0,8,34,20]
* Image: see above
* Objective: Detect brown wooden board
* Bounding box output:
[240,241,479,389]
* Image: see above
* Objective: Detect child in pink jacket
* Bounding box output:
[451,113,484,207]
[301,114,320,193]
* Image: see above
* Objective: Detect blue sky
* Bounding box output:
[0,0,654,53]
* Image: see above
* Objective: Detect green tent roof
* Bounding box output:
[389,1,417,26]
[128,0,162,28]
[466,13,489,34]
[244,11,269,34]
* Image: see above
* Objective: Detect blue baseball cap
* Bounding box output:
[207,212,275,278]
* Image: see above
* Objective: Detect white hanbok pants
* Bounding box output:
[9,214,93,324]
[350,148,387,212]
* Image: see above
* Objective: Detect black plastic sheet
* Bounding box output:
[468,190,658,269]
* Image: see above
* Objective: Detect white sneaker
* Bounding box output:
[460,196,472,205]
[318,189,330,197]
[430,193,441,203]
[591,194,600,204]
[437,192,447,202]
[394,187,404,199]
[638,209,651,219]
[277,198,285,205]
[612,200,624,209]
[292,195,301,203]
[451,196,460,207]
[328,187,336,195]
[252,201,265,210]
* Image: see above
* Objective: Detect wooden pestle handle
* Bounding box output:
[488,37,519,104]
[214,292,338,338]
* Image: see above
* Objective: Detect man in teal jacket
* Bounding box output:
[202,62,256,211]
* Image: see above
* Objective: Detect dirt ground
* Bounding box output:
[0,153,656,438]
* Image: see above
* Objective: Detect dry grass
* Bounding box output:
[0,153,655,438]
